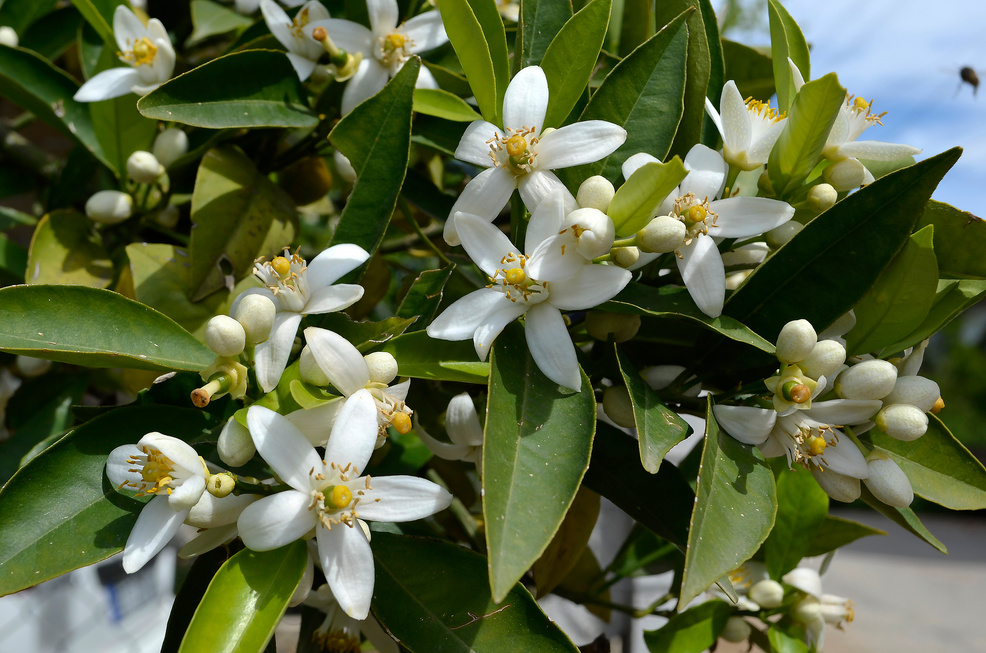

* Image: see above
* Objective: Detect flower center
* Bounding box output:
[308,463,370,530]
[488,253,548,304]
[488,127,538,175]
[290,6,313,38]
[121,37,158,67]
[379,29,412,66]
[746,97,785,123]
[766,364,818,413]
[668,193,718,257]
[118,446,206,497]
[779,422,839,469]
[254,250,310,312]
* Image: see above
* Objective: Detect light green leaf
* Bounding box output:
[768,624,809,653]
[607,157,686,237]
[762,467,828,579]
[162,549,229,653]
[188,145,298,301]
[914,199,986,279]
[138,50,319,129]
[0,406,214,597]
[867,415,986,510]
[767,0,810,113]
[380,331,489,383]
[89,90,158,179]
[70,0,124,44]
[643,600,731,653]
[615,344,690,473]
[859,485,946,553]
[0,285,215,371]
[679,399,776,607]
[395,264,455,332]
[412,87,482,122]
[881,278,986,355]
[25,210,113,288]
[179,542,307,653]
[484,322,595,602]
[518,0,573,68]
[847,224,939,356]
[371,533,580,652]
[804,515,885,557]
[438,0,509,125]
[187,0,253,46]
[540,0,611,128]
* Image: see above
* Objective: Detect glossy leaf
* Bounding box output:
[484,322,595,602]
[0,0,59,34]
[70,0,123,43]
[540,0,611,128]
[0,285,215,371]
[846,224,939,356]
[311,313,414,352]
[162,548,231,653]
[395,264,455,332]
[859,485,946,554]
[867,415,986,510]
[607,157,686,237]
[679,399,777,607]
[804,515,885,558]
[380,331,489,383]
[762,467,828,579]
[26,210,113,287]
[518,0,572,68]
[767,73,845,200]
[723,39,775,102]
[413,88,483,122]
[615,344,690,473]
[767,0,810,113]
[0,406,214,596]
[768,624,809,653]
[187,0,253,46]
[0,233,27,284]
[188,146,298,301]
[533,487,600,597]
[179,541,308,653]
[438,0,509,125]
[329,59,416,261]
[881,278,986,355]
[138,50,319,128]
[372,533,579,652]
[914,199,986,279]
[642,600,731,653]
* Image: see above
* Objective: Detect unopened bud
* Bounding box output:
[234,294,276,345]
[207,473,235,498]
[126,150,164,184]
[793,596,822,625]
[152,128,189,168]
[299,345,331,386]
[721,616,752,643]
[0,26,19,48]
[811,466,861,503]
[883,376,940,414]
[585,311,641,343]
[334,150,357,183]
[765,221,803,249]
[612,246,640,268]
[642,365,701,395]
[576,175,616,212]
[365,351,399,385]
[823,158,866,191]
[874,404,928,441]
[863,453,913,507]
[776,319,817,364]
[15,355,51,377]
[218,417,255,467]
[835,360,897,400]
[85,190,133,224]
[749,579,785,609]
[205,315,245,357]
[637,215,685,253]
[565,208,615,259]
[602,385,635,428]
[799,339,847,380]
[808,183,838,211]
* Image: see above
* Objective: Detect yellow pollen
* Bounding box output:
[386,32,407,49]
[271,256,291,277]
[330,485,353,509]
[390,411,412,434]
[686,205,707,224]
[853,96,870,111]
[506,134,528,158]
[807,435,827,457]
[931,396,945,414]
[505,267,526,284]
[131,37,157,66]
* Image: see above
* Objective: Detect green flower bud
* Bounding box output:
[234,294,276,346]
[721,616,752,643]
[863,452,913,507]
[823,158,866,191]
[217,417,255,467]
[637,215,685,253]
[576,175,616,212]
[0,26,19,47]
[765,221,803,249]
[15,355,51,378]
[126,150,164,184]
[835,360,897,400]
[365,351,398,385]
[85,190,132,225]
[612,246,640,268]
[300,345,331,386]
[776,319,817,365]
[874,404,928,441]
[799,340,846,380]
[750,580,785,609]
[883,376,940,413]
[207,472,235,498]
[811,467,861,503]
[808,183,838,211]
[152,128,188,169]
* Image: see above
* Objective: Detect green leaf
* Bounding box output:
[0,0,59,34]
[767,73,845,199]
[540,0,611,128]
[484,322,595,602]
[518,0,573,68]
[439,0,509,125]
[724,148,961,346]
[867,415,986,510]
[767,0,810,113]
[614,344,690,473]
[564,10,689,183]
[532,487,600,597]
[0,406,214,596]
[329,59,416,260]
[607,157,686,237]
[762,467,828,579]
[914,199,986,279]
[311,313,415,352]
[881,279,986,355]
[0,233,27,284]
[679,399,777,607]
[768,624,809,653]
[846,224,939,356]
[138,50,319,128]
[722,39,775,102]
[642,600,731,653]
[617,0,654,56]
[25,210,113,287]
[187,0,253,46]
[372,533,580,652]
[162,548,230,653]
[179,542,308,653]
[395,264,455,332]
[70,0,123,43]
[604,283,775,353]
[0,285,215,371]
[412,87,483,122]
[188,145,298,301]
[380,330,489,383]
[0,205,37,229]
[859,485,946,554]
[804,515,885,558]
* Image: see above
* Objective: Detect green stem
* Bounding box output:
[400,198,451,265]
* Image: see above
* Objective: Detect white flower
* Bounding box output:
[236,395,452,619]
[231,244,369,393]
[494,0,520,22]
[785,567,854,651]
[105,433,209,572]
[705,80,787,171]
[74,6,175,102]
[415,392,484,471]
[260,0,330,81]
[306,0,447,114]
[443,65,627,246]
[304,584,398,653]
[623,145,795,317]
[236,0,303,14]
[427,212,631,390]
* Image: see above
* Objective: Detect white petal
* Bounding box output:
[788,57,805,91]
[73,68,140,102]
[306,19,374,56]
[139,433,201,476]
[367,0,399,35]
[254,312,303,393]
[307,243,371,288]
[303,284,365,315]
[712,197,794,238]
[238,491,315,550]
[412,63,439,89]
[837,141,922,161]
[719,80,750,153]
[355,476,452,521]
[678,236,725,318]
[547,263,631,310]
[525,234,584,283]
[474,301,528,360]
[286,399,344,446]
[427,287,507,341]
[804,399,882,426]
[404,11,448,52]
[444,167,516,245]
[247,406,324,491]
[503,65,549,133]
[113,6,147,51]
[286,52,318,81]
[455,120,504,167]
[318,523,375,619]
[820,431,869,479]
[168,474,206,511]
[622,152,660,180]
[681,144,727,199]
[535,121,627,169]
[705,96,724,141]
[324,389,379,472]
[341,59,391,115]
[525,303,581,390]
[455,212,521,276]
[713,405,775,445]
[179,524,238,559]
[446,392,484,446]
[746,119,786,165]
[186,492,257,528]
[525,189,567,254]
[123,496,186,573]
[826,108,849,150]
[782,567,822,598]
[261,0,295,49]
[106,444,142,487]
[415,420,474,460]
[517,170,575,217]
[303,327,370,395]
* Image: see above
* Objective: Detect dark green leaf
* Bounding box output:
[881,278,986,355]
[395,264,455,332]
[18,6,84,61]
[532,487,600,597]
[310,313,414,352]
[642,600,731,653]
[380,330,489,383]
[162,548,231,653]
[803,515,885,558]
[767,0,810,113]
[89,51,159,178]
[70,0,124,43]
[518,0,573,68]
[617,0,654,57]
[914,199,986,279]
[0,0,59,34]
[0,232,27,283]
[722,39,775,102]
[859,485,946,554]
[762,467,828,579]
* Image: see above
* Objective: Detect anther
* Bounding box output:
[390,412,412,434]
[932,396,945,414]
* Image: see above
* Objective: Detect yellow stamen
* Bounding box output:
[330,485,353,509]
[131,37,157,66]
[390,411,412,434]
[386,32,407,49]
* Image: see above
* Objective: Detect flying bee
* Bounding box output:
[960,66,979,96]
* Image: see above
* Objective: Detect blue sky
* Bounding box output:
[723,0,985,216]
